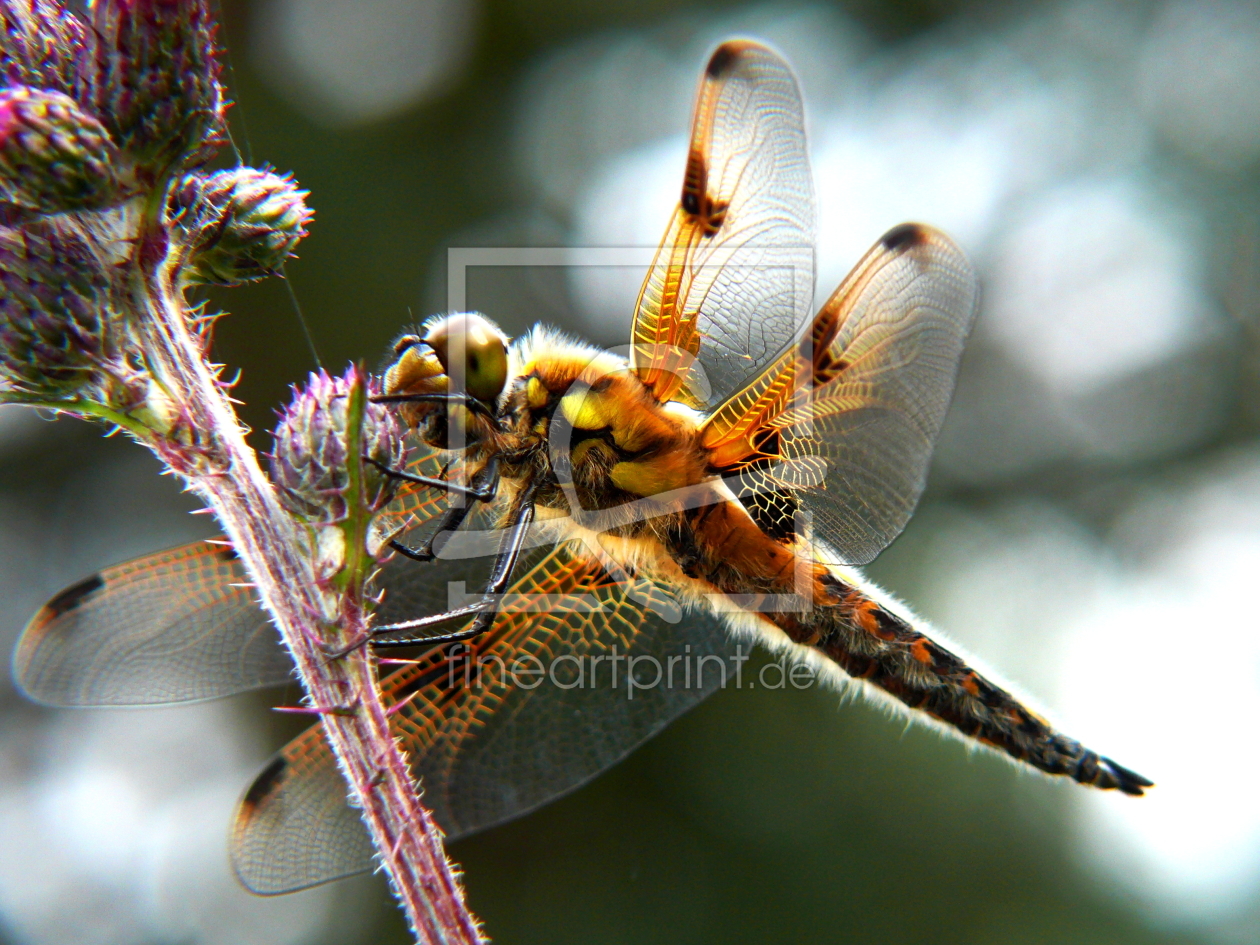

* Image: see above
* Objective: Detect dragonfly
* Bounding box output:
[13,39,1150,896]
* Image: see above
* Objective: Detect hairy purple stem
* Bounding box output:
[134,238,484,945]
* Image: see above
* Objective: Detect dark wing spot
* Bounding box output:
[881,223,929,252]
[706,42,741,77]
[239,754,288,815]
[703,203,728,237]
[814,354,849,386]
[44,574,104,618]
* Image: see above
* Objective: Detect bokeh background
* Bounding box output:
[3,0,1260,942]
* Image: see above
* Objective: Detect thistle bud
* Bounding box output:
[1,0,85,97]
[271,367,405,524]
[172,167,312,286]
[0,87,124,214]
[82,0,225,178]
[0,219,113,397]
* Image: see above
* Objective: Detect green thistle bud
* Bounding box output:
[271,367,405,524]
[0,86,124,215]
[172,167,313,286]
[0,218,115,397]
[1,0,85,98]
[82,0,225,179]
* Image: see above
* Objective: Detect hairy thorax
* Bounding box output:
[496,333,815,603]
[504,335,704,513]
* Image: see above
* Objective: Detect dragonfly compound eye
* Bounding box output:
[422,312,509,404]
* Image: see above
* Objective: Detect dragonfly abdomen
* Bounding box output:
[681,500,1150,795]
[775,580,1152,796]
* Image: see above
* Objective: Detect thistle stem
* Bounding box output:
[134,254,484,944]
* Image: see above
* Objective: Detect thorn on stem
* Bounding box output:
[324,633,370,661]
[273,698,359,717]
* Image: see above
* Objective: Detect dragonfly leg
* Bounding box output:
[388,507,468,563]
[371,391,502,430]
[387,457,500,562]
[369,483,537,649]
[364,454,498,503]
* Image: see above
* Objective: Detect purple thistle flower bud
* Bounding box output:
[0,86,125,215]
[271,367,405,524]
[171,166,313,286]
[0,218,115,396]
[0,0,85,98]
[81,0,225,180]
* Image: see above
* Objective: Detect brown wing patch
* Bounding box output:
[700,223,979,565]
[699,345,804,469]
[880,221,931,251]
[231,724,376,895]
[629,40,813,410]
[41,574,105,619]
[631,210,707,406]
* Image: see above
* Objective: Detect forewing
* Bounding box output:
[630,39,814,408]
[232,537,737,894]
[702,224,979,565]
[14,539,292,707]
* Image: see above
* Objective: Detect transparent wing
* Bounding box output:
[13,445,455,708]
[232,536,738,894]
[701,224,979,565]
[630,39,814,408]
[232,740,378,897]
[13,540,292,706]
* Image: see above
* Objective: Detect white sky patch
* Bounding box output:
[1062,567,1260,921]
[899,463,1260,925]
[567,136,687,341]
[1139,0,1260,172]
[906,502,1111,698]
[811,108,1012,301]
[1058,454,1260,922]
[984,179,1207,397]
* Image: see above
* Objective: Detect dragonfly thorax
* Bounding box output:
[505,330,710,511]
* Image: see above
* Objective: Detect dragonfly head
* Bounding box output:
[385,312,510,406]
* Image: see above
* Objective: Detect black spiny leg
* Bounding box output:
[369,482,538,649]
[365,454,498,503]
[372,456,500,563]
[371,392,502,431]
[389,504,471,563]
